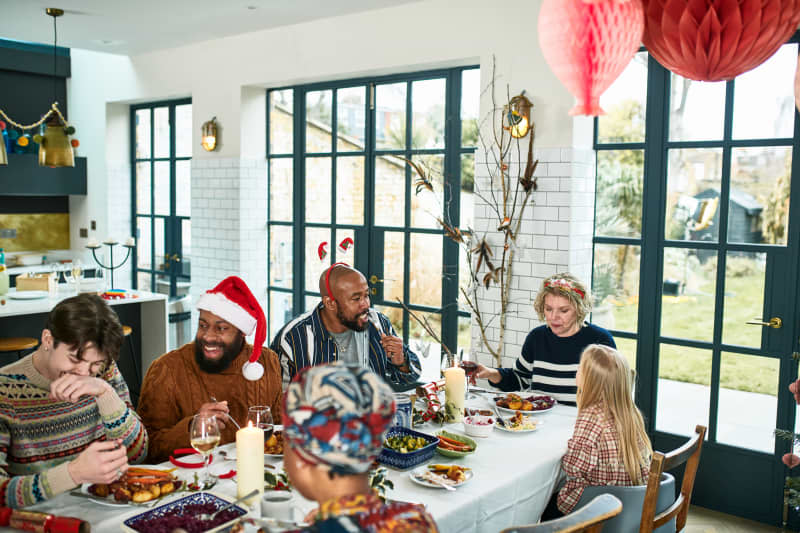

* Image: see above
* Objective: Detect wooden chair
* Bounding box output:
[0,337,38,360]
[500,494,623,533]
[640,425,706,532]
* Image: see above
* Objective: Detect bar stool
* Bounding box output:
[0,337,39,360]
[121,326,142,391]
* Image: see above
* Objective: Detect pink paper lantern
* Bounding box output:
[538,0,645,116]
[642,0,800,82]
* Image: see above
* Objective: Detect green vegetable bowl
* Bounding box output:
[435,429,477,458]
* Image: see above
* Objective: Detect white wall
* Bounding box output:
[67,0,596,362]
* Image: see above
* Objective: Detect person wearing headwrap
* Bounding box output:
[283,363,439,533]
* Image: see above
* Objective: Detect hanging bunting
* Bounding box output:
[317,242,329,261]
[338,237,354,254]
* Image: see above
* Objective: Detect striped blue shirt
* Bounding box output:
[270,303,422,389]
[493,323,615,406]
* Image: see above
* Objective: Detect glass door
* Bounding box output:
[131,99,192,297]
[267,68,478,378]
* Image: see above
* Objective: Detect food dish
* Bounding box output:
[264,429,284,456]
[121,492,246,532]
[463,415,494,438]
[435,429,476,458]
[495,412,543,433]
[8,290,49,300]
[378,427,439,470]
[494,393,556,415]
[410,464,473,489]
[86,468,182,505]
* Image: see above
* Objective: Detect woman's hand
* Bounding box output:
[68,439,129,485]
[474,364,502,384]
[50,374,113,403]
[197,401,229,430]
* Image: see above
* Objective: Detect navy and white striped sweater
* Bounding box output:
[493,323,615,406]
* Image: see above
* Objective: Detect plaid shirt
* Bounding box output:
[558,404,651,513]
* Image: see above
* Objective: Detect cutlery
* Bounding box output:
[208,396,241,430]
[198,489,259,521]
[423,473,456,491]
[491,405,508,428]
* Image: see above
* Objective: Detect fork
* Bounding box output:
[208,396,241,430]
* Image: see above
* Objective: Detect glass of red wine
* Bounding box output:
[247,406,274,441]
[459,352,479,400]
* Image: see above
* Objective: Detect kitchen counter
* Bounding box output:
[0,289,168,404]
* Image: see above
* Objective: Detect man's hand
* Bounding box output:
[50,374,113,403]
[474,363,502,385]
[380,333,406,366]
[68,439,129,485]
[197,401,229,430]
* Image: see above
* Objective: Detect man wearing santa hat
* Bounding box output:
[137,276,282,462]
[272,263,421,389]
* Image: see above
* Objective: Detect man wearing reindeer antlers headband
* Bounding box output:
[271,263,421,389]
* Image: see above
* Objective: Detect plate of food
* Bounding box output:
[494,393,556,415]
[265,427,284,458]
[77,468,182,506]
[495,411,543,433]
[410,464,473,489]
[121,491,247,532]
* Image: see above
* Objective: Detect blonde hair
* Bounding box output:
[577,344,652,485]
[533,273,593,324]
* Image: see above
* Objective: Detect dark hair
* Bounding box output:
[44,294,124,362]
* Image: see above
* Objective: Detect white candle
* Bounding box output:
[236,421,264,506]
[103,237,118,245]
[86,238,100,248]
[444,366,465,422]
[124,236,136,247]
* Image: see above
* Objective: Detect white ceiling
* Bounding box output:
[0,0,420,55]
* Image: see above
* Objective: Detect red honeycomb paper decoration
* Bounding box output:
[642,0,800,82]
[538,0,645,116]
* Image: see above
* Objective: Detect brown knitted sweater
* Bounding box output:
[137,342,282,462]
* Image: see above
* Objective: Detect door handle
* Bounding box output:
[171,254,181,263]
[369,275,383,284]
[745,317,782,329]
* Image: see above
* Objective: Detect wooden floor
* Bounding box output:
[685,505,783,533]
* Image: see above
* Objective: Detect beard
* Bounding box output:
[194,332,245,374]
[336,304,369,332]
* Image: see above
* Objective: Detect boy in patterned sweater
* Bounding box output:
[0,294,148,508]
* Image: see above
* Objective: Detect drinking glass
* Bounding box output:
[247,406,274,441]
[189,413,221,488]
[459,350,478,400]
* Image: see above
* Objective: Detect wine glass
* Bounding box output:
[190,413,221,488]
[459,350,478,400]
[247,406,274,442]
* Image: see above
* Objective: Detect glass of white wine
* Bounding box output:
[189,413,221,488]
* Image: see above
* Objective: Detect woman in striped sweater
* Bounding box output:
[475,273,615,406]
[0,294,148,508]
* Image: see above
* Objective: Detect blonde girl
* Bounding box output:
[551,344,653,516]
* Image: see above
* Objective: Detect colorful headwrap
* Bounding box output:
[544,278,585,299]
[283,362,395,475]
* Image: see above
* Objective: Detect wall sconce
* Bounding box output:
[201,117,218,151]
[504,92,533,139]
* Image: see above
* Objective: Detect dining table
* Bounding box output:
[5,399,578,533]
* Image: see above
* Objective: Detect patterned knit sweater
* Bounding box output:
[0,355,148,508]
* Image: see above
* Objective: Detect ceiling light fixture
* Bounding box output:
[0,8,78,168]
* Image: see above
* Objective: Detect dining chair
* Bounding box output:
[640,425,706,533]
[499,494,623,533]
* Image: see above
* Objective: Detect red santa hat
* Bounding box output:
[196,276,266,381]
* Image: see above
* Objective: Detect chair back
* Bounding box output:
[641,425,706,533]
[500,494,623,533]
[575,473,676,533]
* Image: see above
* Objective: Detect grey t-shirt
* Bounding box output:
[331,328,368,369]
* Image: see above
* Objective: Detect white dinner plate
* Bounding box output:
[494,396,557,416]
[409,466,473,489]
[8,290,49,300]
[495,416,543,433]
[73,475,184,507]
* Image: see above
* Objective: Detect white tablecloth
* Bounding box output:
[9,404,577,533]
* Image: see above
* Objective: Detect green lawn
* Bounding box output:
[609,268,780,396]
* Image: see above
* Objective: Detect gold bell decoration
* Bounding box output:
[38,114,75,168]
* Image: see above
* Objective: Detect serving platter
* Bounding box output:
[121,492,246,532]
[494,394,556,415]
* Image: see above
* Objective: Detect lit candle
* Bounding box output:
[124,236,135,247]
[103,237,118,245]
[444,366,465,422]
[236,421,264,507]
[86,238,100,249]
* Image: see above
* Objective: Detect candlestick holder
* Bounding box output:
[86,240,134,290]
